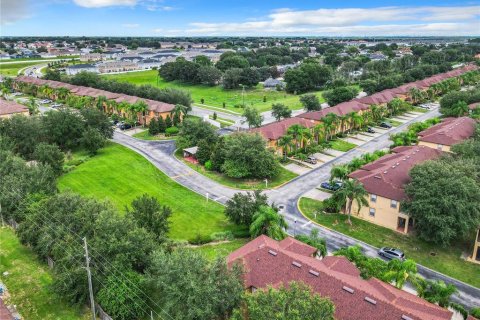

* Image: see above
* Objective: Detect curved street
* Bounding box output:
[113,106,480,309]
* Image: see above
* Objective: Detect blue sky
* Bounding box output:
[1,0,479,36]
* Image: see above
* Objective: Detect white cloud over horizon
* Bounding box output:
[184,6,480,36]
[1,0,31,25]
[73,0,136,8]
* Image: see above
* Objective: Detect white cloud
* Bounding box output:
[122,23,140,27]
[1,0,31,25]
[184,5,480,36]
[73,0,137,8]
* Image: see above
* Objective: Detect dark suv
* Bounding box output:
[380,122,392,129]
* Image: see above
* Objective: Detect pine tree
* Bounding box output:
[165,115,173,128]
[158,116,166,132]
[173,112,181,126]
[149,118,158,135]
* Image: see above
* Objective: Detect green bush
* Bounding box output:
[188,233,212,245]
[165,126,179,136]
[210,231,234,241]
[470,307,480,318]
[204,160,213,170]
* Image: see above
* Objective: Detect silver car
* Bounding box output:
[378,247,405,260]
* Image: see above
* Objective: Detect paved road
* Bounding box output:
[113,107,480,309]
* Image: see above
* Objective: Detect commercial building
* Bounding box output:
[228,235,453,320]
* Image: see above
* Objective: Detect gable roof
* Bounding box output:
[418,117,477,146]
[228,235,452,320]
[348,146,443,201]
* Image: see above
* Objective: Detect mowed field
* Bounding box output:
[0,61,41,76]
[58,143,245,241]
[104,70,325,113]
[0,227,90,320]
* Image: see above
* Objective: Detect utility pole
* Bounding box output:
[83,237,96,320]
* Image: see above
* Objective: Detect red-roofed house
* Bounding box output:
[13,76,176,125]
[418,117,477,152]
[228,235,453,320]
[0,99,29,118]
[348,146,443,233]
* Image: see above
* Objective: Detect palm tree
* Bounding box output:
[339,115,348,133]
[287,124,305,153]
[313,123,326,144]
[27,97,39,115]
[134,100,149,126]
[1,87,10,99]
[299,127,312,153]
[350,112,363,131]
[408,88,424,105]
[336,179,368,224]
[55,87,71,101]
[277,135,293,161]
[413,278,458,308]
[330,165,349,183]
[96,95,107,111]
[369,104,383,122]
[384,259,417,289]
[249,206,288,240]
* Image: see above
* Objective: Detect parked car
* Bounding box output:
[306,155,317,164]
[380,122,392,129]
[320,181,343,191]
[378,247,405,260]
[120,123,132,130]
[40,99,52,104]
[419,104,431,110]
[366,127,376,134]
[51,103,62,108]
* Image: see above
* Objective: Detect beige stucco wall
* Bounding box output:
[418,140,452,152]
[350,194,411,233]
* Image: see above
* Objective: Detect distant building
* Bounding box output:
[80,53,105,62]
[66,63,98,75]
[263,77,285,89]
[97,61,138,73]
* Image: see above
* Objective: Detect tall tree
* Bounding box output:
[232,282,335,320]
[225,190,269,226]
[271,103,292,121]
[243,107,263,128]
[300,94,321,111]
[249,205,287,240]
[128,194,171,241]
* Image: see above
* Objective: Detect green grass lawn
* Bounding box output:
[0,61,43,76]
[412,107,428,113]
[175,150,298,190]
[388,119,403,127]
[104,70,325,113]
[189,238,250,260]
[299,197,480,288]
[0,56,79,63]
[0,227,90,320]
[132,130,178,141]
[58,143,246,241]
[329,139,357,152]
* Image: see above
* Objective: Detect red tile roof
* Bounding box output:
[250,117,316,140]
[0,99,28,116]
[348,146,443,201]
[418,117,477,146]
[228,235,452,320]
[0,298,13,320]
[14,76,175,113]
[296,64,477,122]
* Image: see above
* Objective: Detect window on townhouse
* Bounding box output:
[370,194,377,203]
[391,200,398,209]
[369,208,375,217]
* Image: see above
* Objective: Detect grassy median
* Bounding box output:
[58,143,246,241]
[299,197,480,288]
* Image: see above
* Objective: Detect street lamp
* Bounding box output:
[264,179,268,189]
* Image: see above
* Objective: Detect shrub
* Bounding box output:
[165,126,179,136]
[471,307,480,318]
[204,160,213,170]
[210,231,234,241]
[188,233,212,245]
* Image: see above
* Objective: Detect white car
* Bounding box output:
[40,99,52,104]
